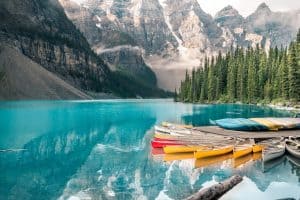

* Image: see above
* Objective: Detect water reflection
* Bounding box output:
[0,101,299,200]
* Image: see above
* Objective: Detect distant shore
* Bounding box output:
[267,103,300,113]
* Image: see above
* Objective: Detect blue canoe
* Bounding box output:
[213,118,269,131]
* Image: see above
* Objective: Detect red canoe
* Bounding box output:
[151,140,184,148]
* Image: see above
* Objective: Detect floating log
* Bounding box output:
[186,175,243,200]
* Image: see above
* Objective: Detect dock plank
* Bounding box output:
[194,126,300,139]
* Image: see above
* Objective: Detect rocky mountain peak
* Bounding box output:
[215,5,241,19]
[254,2,272,14]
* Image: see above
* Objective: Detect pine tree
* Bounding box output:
[279,51,289,99]
[288,42,300,101]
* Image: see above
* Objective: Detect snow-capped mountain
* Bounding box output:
[59,0,300,90]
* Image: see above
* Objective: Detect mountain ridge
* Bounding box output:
[59,0,300,91]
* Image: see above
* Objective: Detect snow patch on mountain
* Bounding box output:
[234,27,243,35]
[95,15,102,28]
[130,0,143,27]
[245,33,263,47]
[158,0,187,57]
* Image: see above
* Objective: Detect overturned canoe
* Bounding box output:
[233,144,253,158]
[194,145,234,159]
[214,118,268,131]
[163,145,205,154]
[264,118,300,129]
[214,117,300,131]
[250,118,283,131]
[285,139,300,158]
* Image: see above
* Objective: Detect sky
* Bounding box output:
[197,0,300,17]
[70,0,300,17]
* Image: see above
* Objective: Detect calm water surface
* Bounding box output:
[0,100,299,200]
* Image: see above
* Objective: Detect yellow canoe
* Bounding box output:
[194,145,234,159]
[233,153,253,168]
[164,145,205,154]
[162,122,193,129]
[164,152,194,161]
[154,133,174,139]
[252,152,262,161]
[233,145,253,158]
[195,153,232,168]
[250,118,283,131]
[252,144,263,153]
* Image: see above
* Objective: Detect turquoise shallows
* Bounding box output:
[0,100,299,200]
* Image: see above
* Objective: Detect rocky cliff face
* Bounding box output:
[99,45,157,86]
[0,0,110,94]
[0,0,167,99]
[60,0,300,90]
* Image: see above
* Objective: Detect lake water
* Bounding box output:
[0,100,299,200]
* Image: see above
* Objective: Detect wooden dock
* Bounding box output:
[194,126,300,139]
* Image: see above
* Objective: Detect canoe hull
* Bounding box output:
[233,147,253,158]
[263,149,285,162]
[286,140,300,158]
[164,145,204,154]
[151,140,183,148]
[194,146,234,159]
[252,145,263,153]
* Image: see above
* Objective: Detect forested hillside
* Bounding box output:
[177,29,300,104]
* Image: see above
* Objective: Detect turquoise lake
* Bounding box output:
[0,100,300,200]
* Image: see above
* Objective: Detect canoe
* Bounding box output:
[252,152,262,161]
[154,137,178,142]
[194,145,234,159]
[290,136,300,143]
[154,125,192,135]
[285,139,300,158]
[163,145,205,154]
[233,144,253,158]
[164,152,194,161]
[195,153,232,168]
[154,125,172,133]
[154,133,175,139]
[151,140,184,148]
[252,144,263,153]
[264,118,299,129]
[214,118,268,131]
[250,118,283,131]
[162,122,193,129]
[262,141,285,162]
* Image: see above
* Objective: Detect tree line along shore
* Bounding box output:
[176,29,300,106]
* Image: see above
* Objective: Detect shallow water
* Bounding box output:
[0,100,299,200]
